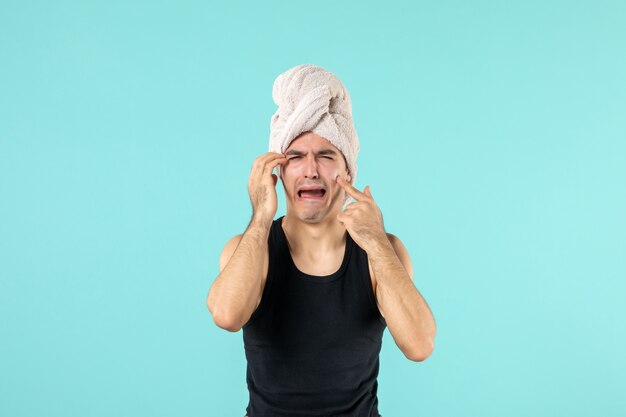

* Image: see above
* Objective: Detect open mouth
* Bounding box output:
[297,188,326,200]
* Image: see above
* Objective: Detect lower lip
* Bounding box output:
[297,191,326,202]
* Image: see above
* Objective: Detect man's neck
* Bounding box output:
[281,212,347,258]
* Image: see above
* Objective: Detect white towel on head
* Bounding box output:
[268,64,360,209]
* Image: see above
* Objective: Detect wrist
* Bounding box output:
[367,234,394,256]
[250,213,273,230]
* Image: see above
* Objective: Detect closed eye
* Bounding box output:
[289,156,334,160]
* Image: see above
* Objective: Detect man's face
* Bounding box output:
[280,131,351,222]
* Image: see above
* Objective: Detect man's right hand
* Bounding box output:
[248,152,288,224]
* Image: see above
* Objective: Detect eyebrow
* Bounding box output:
[285,148,338,157]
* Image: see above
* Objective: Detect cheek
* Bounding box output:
[282,161,298,175]
[322,161,340,173]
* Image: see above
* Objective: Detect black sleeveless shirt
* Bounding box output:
[242,215,387,417]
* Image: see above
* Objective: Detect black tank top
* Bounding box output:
[242,215,387,417]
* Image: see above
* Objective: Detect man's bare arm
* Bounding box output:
[206,216,271,332]
[207,151,286,331]
[369,235,436,361]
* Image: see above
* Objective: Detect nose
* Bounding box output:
[303,154,319,179]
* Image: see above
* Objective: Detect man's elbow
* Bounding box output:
[212,311,243,332]
[206,298,243,332]
[406,338,435,362]
[214,318,242,332]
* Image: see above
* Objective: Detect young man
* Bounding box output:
[207,64,436,417]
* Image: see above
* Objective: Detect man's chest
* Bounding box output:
[289,252,378,295]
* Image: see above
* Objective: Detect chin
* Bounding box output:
[291,204,323,220]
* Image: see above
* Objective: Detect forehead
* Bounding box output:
[286,132,340,153]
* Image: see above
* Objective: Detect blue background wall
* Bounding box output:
[1,1,625,416]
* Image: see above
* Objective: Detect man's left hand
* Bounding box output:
[335,176,389,253]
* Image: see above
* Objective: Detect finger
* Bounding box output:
[255,153,286,176]
[254,152,286,169]
[254,152,283,167]
[336,176,367,201]
[342,201,360,215]
[263,154,288,175]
